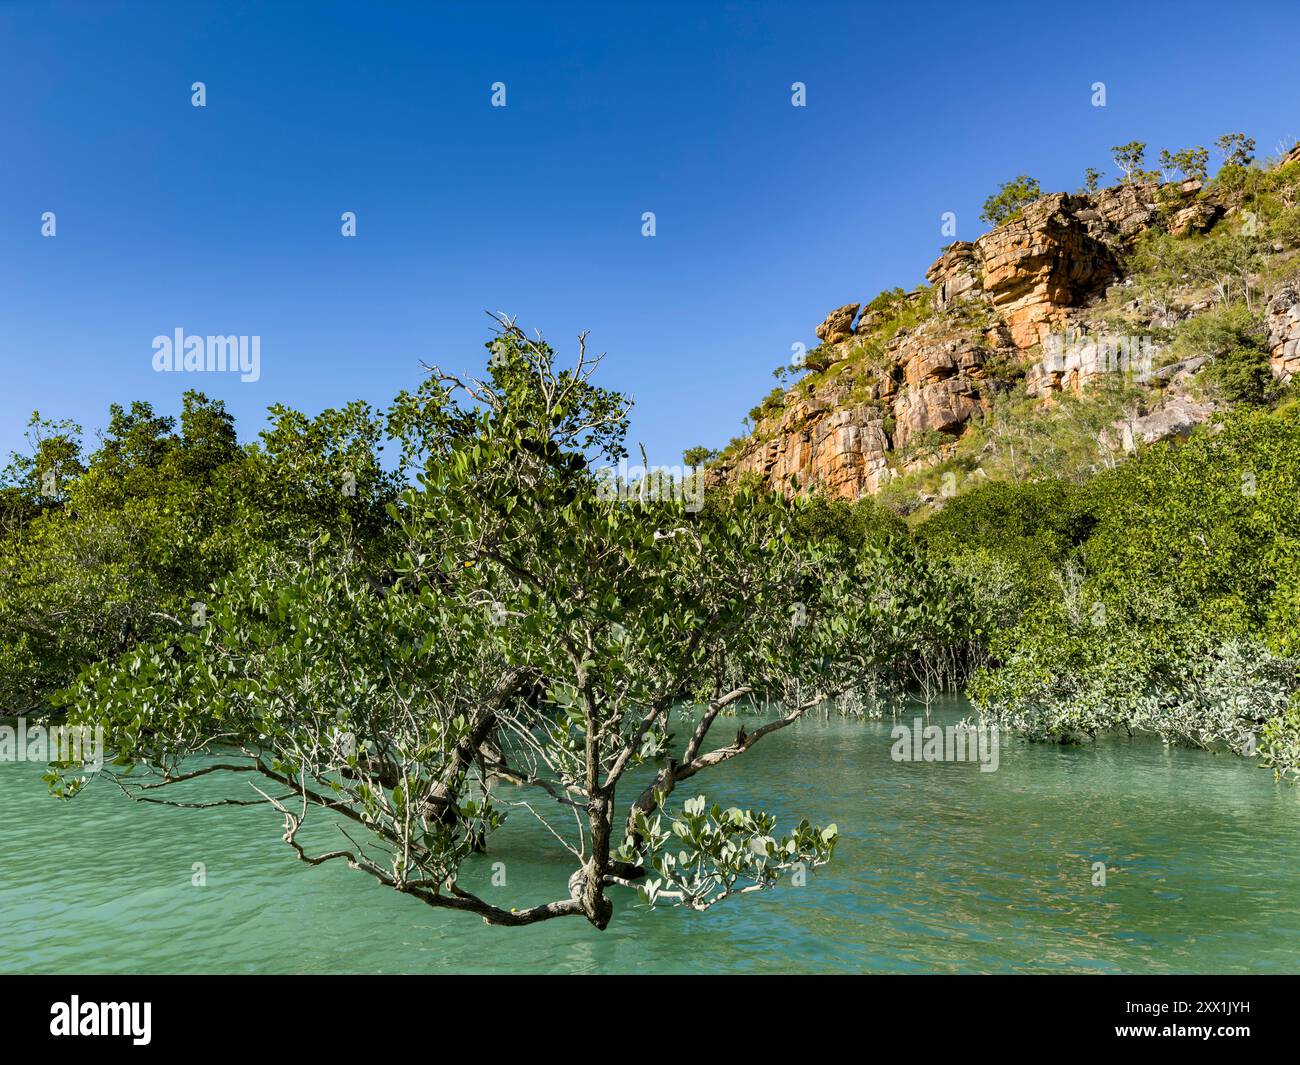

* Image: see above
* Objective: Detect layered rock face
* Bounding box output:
[725,311,1010,498]
[972,192,1123,350]
[728,394,893,498]
[1026,330,1159,398]
[927,243,979,309]
[718,169,1287,502]
[1269,284,1300,381]
[959,182,1208,352]
[890,318,991,447]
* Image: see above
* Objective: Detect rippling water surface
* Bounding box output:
[3,700,1297,973]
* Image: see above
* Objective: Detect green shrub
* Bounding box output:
[980,175,1041,226]
[1168,302,1275,404]
[1206,345,1277,405]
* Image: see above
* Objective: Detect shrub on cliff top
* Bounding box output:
[980,175,1042,226]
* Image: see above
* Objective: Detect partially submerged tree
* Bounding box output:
[52,319,953,929]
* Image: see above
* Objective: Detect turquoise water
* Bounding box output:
[2,700,1298,974]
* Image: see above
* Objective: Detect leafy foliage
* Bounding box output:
[45,322,968,929]
[1215,132,1256,169]
[964,407,1300,778]
[617,799,837,911]
[1112,141,1157,184]
[1159,145,1209,182]
[980,175,1042,226]
[0,391,399,715]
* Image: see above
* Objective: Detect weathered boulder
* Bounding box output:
[1168,199,1222,237]
[1084,181,1162,242]
[897,323,985,386]
[1135,355,1207,387]
[926,242,979,311]
[1099,395,1216,454]
[882,317,994,446]
[930,183,1174,355]
[815,303,859,344]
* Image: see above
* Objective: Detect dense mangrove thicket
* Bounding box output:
[931,407,1300,773]
[1,320,1298,931]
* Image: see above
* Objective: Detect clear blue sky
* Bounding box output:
[3,0,1298,465]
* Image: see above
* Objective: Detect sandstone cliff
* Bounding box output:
[715,146,1300,505]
